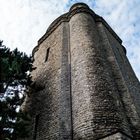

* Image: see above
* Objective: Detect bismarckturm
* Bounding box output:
[23,3,140,140]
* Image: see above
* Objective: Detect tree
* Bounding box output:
[0,41,32,140]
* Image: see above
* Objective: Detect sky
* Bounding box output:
[0,0,140,80]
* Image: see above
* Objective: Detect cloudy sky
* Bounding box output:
[0,0,140,80]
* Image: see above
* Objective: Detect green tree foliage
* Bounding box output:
[0,41,32,140]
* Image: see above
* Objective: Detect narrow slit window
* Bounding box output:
[45,48,50,62]
[33,114,39,140]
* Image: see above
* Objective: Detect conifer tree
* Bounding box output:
[0,41,32,140]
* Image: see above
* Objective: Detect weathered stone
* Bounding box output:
[24,2,140,140]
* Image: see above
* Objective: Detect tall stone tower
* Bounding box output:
[28,3,140,140]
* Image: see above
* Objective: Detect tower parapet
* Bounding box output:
[32,3,124,56]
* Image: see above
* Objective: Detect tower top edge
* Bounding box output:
[69,3,89,11]
[32,3,123,56]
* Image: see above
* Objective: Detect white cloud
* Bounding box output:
[0,0,67,54]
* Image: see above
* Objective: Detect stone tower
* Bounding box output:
[27,3,140,140]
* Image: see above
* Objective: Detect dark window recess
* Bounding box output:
[33,114,39,140]
[45,48,50,62]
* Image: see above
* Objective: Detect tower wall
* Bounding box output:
[28,3,140,140]
[96,22,140,138]
[69,12,132,139]
[31,23,72,139]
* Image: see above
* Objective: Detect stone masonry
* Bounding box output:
[25,3,140,140]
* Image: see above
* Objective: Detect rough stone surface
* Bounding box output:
[100,132,132,140]
[24,3,140,140]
